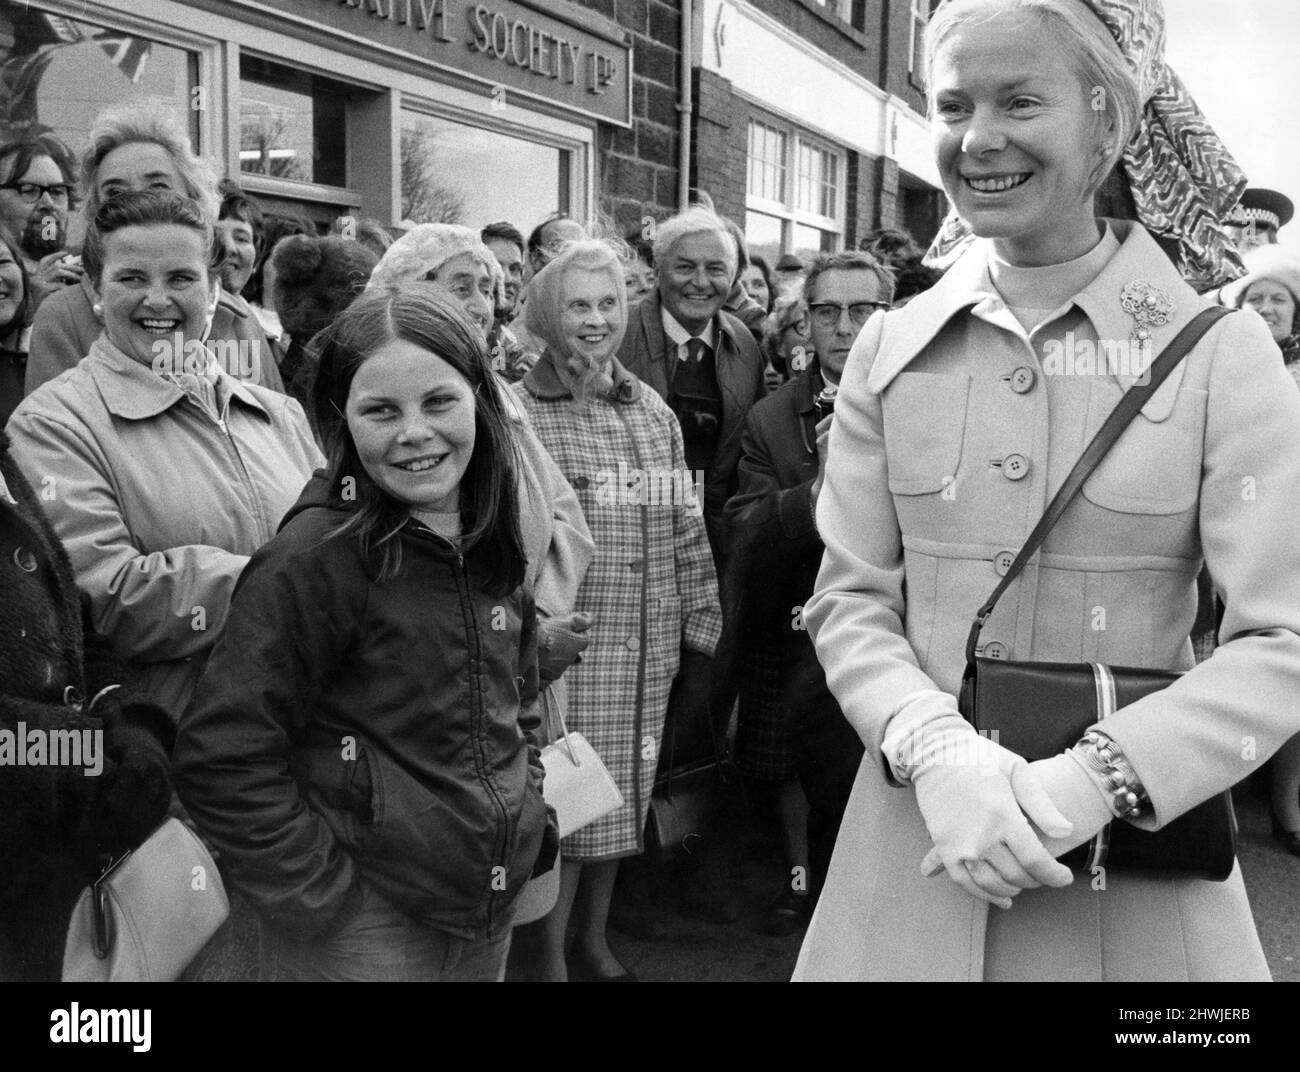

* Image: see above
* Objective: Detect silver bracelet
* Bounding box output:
[1076,730,1148,819]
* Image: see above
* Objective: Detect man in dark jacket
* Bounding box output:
[617,205,765,561]
[724,251,893,931]
[612,207,764,931]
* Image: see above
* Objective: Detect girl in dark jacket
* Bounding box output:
[174,286,556,982]
[0,429,173,981]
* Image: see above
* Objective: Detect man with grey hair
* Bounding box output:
[617,204,764,558]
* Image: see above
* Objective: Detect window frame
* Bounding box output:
[745,115,846,256]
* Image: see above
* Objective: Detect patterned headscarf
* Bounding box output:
[923,0,1247,290]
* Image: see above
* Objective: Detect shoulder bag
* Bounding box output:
[958,306,1238,881]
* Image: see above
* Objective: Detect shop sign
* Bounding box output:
[242,0,632,126]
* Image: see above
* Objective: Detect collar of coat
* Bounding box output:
[864,219,1206,423]
[84,334,272,422]
[520,349,642,403]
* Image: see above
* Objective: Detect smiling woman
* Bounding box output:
[927,0,1138,266]
[514,239,722,981]
[796,0,1300,983]
[5,191,321,726]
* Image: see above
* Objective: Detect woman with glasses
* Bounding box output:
[761,292,811,393]
[0,134,82,311]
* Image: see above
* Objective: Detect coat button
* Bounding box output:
[1001,453,1030,481]
[1009,366,1036,393]
[982,641,1008,660]
[993,550,1016,576]
[625,635,641,651]
[13,546,38,573]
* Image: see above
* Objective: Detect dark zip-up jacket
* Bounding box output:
[174,473,547,942]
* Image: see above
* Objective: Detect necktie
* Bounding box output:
[685,337,706,363]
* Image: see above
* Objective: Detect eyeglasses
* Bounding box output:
[808,301,890,328]
[1,181,73,205]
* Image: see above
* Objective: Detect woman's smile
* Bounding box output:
[963,172,1032,194]
[138,317,182,335]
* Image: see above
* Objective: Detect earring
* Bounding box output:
[91,302,104,320]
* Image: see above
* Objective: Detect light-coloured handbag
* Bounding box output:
[62,818,230,982]
[540,699,624,839]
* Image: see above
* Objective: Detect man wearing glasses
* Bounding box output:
[724,250,893,932]
[0,135,83,309]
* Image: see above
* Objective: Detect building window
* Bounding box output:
[399,110,570,228]
[745,118,844,263]
[796,142,838,221]
[747,120,786,204]
[239,56,351,188]
[0,2,199,150]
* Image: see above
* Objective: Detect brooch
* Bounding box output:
[1120,280,1174,346]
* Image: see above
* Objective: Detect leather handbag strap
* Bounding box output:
[965,306,1231,664]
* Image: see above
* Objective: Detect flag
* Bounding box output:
[41,14,152,84]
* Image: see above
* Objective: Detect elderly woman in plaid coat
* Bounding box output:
[513,240,722,981]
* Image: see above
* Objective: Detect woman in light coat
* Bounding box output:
[5,191,320,721]
[798,0,1300,981]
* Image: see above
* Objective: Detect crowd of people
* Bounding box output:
[1,0,1299,984]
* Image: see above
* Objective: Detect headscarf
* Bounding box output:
[923,0,1247,290]
[523,240,628,361]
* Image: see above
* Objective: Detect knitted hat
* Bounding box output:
[1220,244,1300,309]
[271,235,378,344]
[367,223,501,292]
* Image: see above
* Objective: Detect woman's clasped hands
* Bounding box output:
[906,717,1113,908]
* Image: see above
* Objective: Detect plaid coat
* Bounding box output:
[515,355,722,858]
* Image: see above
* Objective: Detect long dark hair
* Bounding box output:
[311,284,526,594]
[0,226,35,340]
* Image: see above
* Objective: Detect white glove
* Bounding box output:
[909,717,1075,908]
[1019,750,1115,859]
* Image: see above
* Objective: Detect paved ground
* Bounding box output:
[595,785,1299,983]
